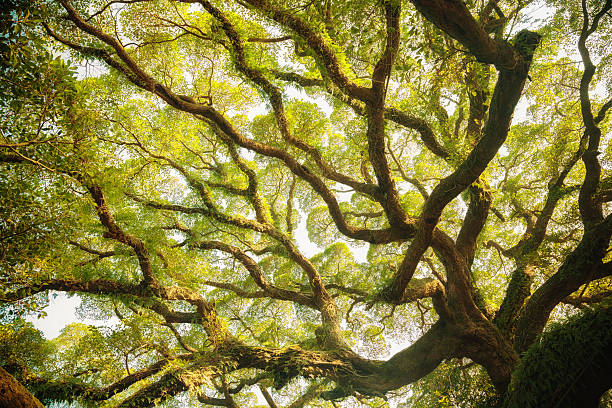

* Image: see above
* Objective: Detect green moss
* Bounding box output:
[499,305,612,407]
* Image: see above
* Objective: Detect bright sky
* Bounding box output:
[26,293,110,338]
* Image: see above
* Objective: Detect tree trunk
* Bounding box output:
[0,367,45,408]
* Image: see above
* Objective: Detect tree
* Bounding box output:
[1,0,611,406]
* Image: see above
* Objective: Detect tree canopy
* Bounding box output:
[1,0,611,407]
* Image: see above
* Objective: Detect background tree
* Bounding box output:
[1,0,611,407]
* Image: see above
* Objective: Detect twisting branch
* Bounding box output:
[1,278,146,302]
[514,217,612,352]
[259,386,279,408]
[594,98,612,123]
[268,70,449,159]
[197,0,379,202]
[85,184,159,288]
[495,138,587,333]
[371,0,401,100]
[237,0,371,102]
[26,354,195,403]
[219,136,271,224]
[55,0,413,249]
[455,182,492,266]
[407,0,522,70]
[164,323,198,353]
[381,29,541,305]
[577,0,611,229]
[286,175,297,234]
[193,240,316,308]
[385,107,450,159]
[363,0,409,229]
[562,291,612,308]
[28,0,594,403]
[69,240,116,264]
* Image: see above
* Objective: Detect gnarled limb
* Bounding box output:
[194,240,316,308]
[495,141,586,334]
[268,70,449,159]
[1,278,147,302]
[86,184,158,288]
[562,291,612,308]
[407,0,522,70]
[53,2,416,250]
[0,366,44,408]
[198,4,379,202]
[381,30,540,304]
[514,215,612,352]
[577,0,611,229]
[455,183,492,266]
[26,354,195,402]
[238,0,371,102]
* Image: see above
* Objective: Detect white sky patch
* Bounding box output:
[75,58,107,80]
[513,95,531,124]
[293,213,320,258]
[26,292,119,339]
[285,86,333,117]
[294,222,370,265]
[509,1,556,35]
[245,102,268,120]
[498,144,510,157]
[183,70,194,88]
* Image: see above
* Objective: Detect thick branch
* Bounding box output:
[562,291,612,308]
[577,0,610,228]
[52,4,415,248]
[514,215,612,352]
[1,278,217,333]
[407,0,522,70]
[86,184,158,287]
[455,183,492,265]
[194,240,316,308]
[362,2,407,229]
[0,366,44,408]
[269,70,449,159]
[385,108,449,158]
[239,0,371,102]
[1,278,146,302]
[381,31,540,304]
[495,145,585,333]
[27,354,194,402]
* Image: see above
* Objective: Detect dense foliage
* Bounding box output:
[1,0,611,407]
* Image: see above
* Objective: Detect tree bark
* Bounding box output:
[0,367,45,408]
